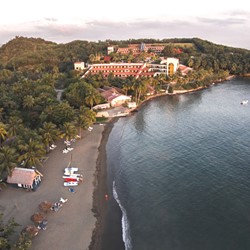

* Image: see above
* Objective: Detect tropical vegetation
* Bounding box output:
[0,36,249,180]
[0,35,250,249]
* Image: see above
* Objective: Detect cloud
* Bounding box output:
[226,10,250,17]
[44,18,58,22]
[0,17,250,50]
[197,17,246,26]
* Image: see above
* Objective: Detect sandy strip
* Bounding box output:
[0,124,105,250]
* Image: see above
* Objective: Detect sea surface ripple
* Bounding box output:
[106,77,250,250]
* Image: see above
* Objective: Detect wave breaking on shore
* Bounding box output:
[113,181,132,250]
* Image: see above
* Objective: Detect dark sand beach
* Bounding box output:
[0,122,123,250]
[90,118,125,250]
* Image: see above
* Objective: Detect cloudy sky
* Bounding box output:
[1,0,250,49]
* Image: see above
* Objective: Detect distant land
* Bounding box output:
[0,36,250,78]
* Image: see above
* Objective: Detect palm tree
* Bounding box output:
[39,122,60,152]
[75,115,87,139]
[0,146,18,178]
[0,122,8,147]
[23,95,35,110]
[7,116,23,137]
[18,138,46,168]
[85,87,102,109]
[75,107,96,138]
[0,108,4,122]
[155,74,167,91]
[132,78,148,104]
[80,106,96,123]
[60,122,77,141]
[122,78,134,96]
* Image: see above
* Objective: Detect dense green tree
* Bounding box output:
[74,106,96,137]
[0,213,19,250]
[22,95,35,110]
[0,123,7,147]
[40,102,76,126]
[0,146,18,178]
[7,116,23,137]
[132,78,149,103]
[13,233,32,250]
[60,122,77,141]
[39,122,60,152]
[85,87,102,108]
[0,108,4,122]
[18,138,46,168]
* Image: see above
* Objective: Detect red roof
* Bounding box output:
[104,56,111,62]
[178,64,192,75]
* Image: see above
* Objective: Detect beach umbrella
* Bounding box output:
[39,201,53,213]
[31,212,46,223]
[22,225,39,238]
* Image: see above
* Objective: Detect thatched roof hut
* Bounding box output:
[7,167,43,190]
[39,201,53,213]
[22,225,39,238]
[31,212,46,223]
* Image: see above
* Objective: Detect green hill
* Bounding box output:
[0,36,250,76]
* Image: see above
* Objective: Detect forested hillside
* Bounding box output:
[0,36,250,183]
[1,36,250,79]
[2,36,250,249]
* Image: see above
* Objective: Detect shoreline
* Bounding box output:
[0,75,237,250]
[132,75,236,112]
[89,117,125,250]
[88,74,238,250]
[89,119,114,250]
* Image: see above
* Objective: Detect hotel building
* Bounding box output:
[82,58,181,79]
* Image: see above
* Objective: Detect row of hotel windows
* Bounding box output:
[92,65,168,70]
[102,74,154,78]
[91,69,168,74]
[91,70,140,73]
[92,65,142,69]
[117,47,164,53]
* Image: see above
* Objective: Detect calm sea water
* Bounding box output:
[106,77,250,250]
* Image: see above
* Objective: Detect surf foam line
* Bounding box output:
[113,181,132,250]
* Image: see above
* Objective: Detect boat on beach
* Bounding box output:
[63,181,78,187]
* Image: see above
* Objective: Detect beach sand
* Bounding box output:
[0,123,114,250]
[89,118,125,250]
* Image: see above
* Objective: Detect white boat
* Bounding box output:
[241,100,248,105]
[63,173,83,178]
[62,175,82,182]
[64,167,78,172]
[63,181,78,187]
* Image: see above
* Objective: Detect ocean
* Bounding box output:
[104,77,250,250]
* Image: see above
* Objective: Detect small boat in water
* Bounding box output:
[241,100,248,105]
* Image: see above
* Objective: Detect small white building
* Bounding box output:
[96,111,110,118]
[100,87,131,107]
[74,62,85,71]
[127,102,137,109]
[107,46,115,54]
[110,94,131,107]
[92,103,110,110]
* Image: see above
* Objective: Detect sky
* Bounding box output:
[1,0,250,49]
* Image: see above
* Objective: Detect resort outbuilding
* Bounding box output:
[7,167,43,191]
